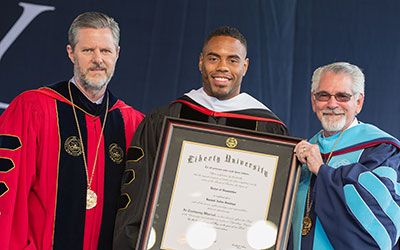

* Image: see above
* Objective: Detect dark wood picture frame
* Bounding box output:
[137,117,303,250]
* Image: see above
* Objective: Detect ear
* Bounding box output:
[66,45,75,64]
[355,93,364,114]
[242,58,249,76]
[311,91,316,113]
[116,46,120,60]
[198,52,203,72]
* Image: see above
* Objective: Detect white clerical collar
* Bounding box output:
[71,77,104,104]
[184,87,271,112]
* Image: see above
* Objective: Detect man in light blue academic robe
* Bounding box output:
[290,62,400,250]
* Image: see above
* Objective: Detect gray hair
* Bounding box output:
[68,12,120,50]
[311,62,365,96]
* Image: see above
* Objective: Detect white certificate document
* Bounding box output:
[161,141,279,249]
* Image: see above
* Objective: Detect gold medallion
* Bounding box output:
[64,136,82,156]
[226,137,238,148]
[109,143,124,164]
[86,189,97,209]
[302,216,312,236]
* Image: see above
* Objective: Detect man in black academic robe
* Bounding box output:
[113,26,289,249]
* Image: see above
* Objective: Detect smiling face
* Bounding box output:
[312,71,364,137]
[67,27,120,101]
[199,36,248,100]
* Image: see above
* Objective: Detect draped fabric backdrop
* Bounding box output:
[2,0,400,139]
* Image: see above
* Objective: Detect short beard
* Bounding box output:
[74,62,113,96]
[321,109,347,133]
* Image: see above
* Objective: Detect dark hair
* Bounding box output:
[203,26,247,52]
[68,12,120,50]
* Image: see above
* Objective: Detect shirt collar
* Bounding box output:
[348,117,359,129]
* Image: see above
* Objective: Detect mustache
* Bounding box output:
[322,109,345,115]
[89,63,106,71]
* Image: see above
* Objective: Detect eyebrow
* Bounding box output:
[206,52,220,58]
[206,52,241,59]
[317,91,351,94]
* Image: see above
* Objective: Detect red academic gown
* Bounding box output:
[0,81,144,250]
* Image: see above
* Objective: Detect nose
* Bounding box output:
[326,95,339,108]
[216,59,229,72]
[92,49,103,64]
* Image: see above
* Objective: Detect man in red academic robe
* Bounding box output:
[0,12,144,250]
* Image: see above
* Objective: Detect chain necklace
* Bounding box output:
[301,129,344,236]
[68,81,109,210]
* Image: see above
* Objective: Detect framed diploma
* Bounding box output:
[137,117,302,250]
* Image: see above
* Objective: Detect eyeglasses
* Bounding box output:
[313,91,355,102]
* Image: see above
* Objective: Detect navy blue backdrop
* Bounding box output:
[2,0,400,139]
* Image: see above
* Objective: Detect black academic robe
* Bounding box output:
[113,95,289,249]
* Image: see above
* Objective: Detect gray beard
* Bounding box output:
[78,74,109,93]
[321,115,346,133]
[74,64,113,95]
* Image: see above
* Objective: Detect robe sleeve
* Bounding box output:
[113,107,166,250]
[314,143,400,249]
[257,119,290,136]
[0,92,42,250]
